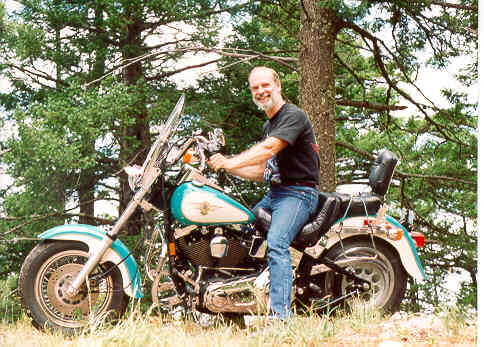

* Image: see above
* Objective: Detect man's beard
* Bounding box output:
[253,92,276,111]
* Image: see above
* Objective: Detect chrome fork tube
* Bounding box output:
[65,188,148,297]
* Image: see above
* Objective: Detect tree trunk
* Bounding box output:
[78,171,96,224]
[299,1,340,192]
[118,12,151,234]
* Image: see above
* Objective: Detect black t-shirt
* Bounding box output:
[262,103,320,186]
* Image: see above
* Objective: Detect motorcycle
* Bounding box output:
[18,95,426,333]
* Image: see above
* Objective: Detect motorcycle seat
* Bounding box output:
[253,192,341,250]
[253,191,383,251]
[291,192,341,249]
[331,191,383,220]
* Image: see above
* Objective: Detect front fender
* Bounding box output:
[39,224,143,298]
[325,215,427,281]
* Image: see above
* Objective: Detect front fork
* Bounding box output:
[65,188,148,298]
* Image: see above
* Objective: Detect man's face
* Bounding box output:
[249,69,282,112]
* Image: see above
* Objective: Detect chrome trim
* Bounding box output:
[203,272,269,314]
[309,255,379,276]
[210,236,229,258]
[333,225,398,240]
[174,225,198,239]
[180,165,223,191]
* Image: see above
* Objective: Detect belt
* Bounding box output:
[281,180,317,189]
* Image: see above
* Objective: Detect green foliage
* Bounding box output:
[0,0,234,266]
[0,2,7,35]
[320,0,372,22]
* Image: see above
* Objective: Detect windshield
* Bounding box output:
[138,94,185,188]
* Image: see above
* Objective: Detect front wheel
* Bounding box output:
[322,238,408,313]
[19,240,129,334]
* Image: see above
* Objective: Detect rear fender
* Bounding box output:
[324,215,426,281]
[38,224,143,298]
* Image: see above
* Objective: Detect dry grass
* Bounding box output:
[0,303,477,347]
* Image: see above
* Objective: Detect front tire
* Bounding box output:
[324,238,408,313]
[19,241,129,334]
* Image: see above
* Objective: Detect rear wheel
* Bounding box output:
[19,241,129,334]
[324,238,408,313]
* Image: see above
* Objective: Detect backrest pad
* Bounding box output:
[368,150,398,196]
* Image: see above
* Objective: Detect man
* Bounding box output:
[208,66,320,320]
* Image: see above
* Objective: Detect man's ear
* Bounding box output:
[275,81,282,95]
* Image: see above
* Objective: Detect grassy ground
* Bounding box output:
[0,302,477,347]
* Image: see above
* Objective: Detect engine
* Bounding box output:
[175,224,262,269]
[174,224,270,314]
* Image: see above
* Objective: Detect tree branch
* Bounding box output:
[4,63,66,88]
[416,0,477,11]
[335,52,367,99]
[342,21,468,147]
[0,149,11,157]
[1,212,115,235]
[395,171,475,186]
[85,46,299,88]
[147,57,222,81]
[335,141,375,161]
[335,141,476,186]
[199,48,298,70]
[336,99,407,111]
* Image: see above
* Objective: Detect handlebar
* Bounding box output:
[189,128,225,172]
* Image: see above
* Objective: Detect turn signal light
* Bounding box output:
[183,151,193,164]
[411,232,425,247]
[387,227,403,241]
[183,148,198,164]
[169,242,176,256]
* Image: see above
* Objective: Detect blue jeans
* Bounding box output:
[253,185,318,320]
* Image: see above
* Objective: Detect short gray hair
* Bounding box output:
[248,66,281,85]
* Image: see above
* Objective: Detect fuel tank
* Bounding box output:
[170,182,255,225]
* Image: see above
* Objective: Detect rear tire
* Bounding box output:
[324,238,408,313]
[19,241,129,334]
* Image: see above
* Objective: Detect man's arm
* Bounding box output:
[227,162,265,182]
[209,136,287,173]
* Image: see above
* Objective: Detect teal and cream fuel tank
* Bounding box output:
[170,182,254,225]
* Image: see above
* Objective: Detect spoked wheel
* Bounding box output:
[323,239,408,313]
[19,241,128,334]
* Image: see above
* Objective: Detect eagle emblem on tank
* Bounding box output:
[196,201,221,215]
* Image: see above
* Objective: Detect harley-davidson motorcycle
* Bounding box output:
[18,95,426,333]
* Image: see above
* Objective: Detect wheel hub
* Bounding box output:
[341,259,391,306]
[46,263,99,315]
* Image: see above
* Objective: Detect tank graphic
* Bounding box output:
[170,182,254,225]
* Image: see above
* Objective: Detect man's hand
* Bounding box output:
[208,153,233,172]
